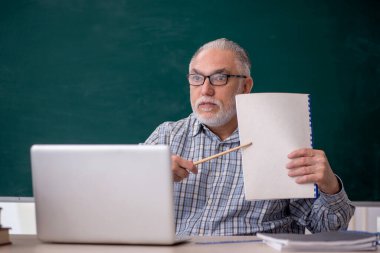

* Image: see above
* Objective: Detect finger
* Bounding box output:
[173,175,182,182]
[291,167,326,184]
[286,156,314,169]
[187,164,198,174]
[171,155,198,183]
[174,167,189,179]
[287,165,315,177]
[287,148,314,159]
[294,174,316,184]
[175,156,198,174]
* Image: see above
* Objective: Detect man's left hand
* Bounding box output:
[286,148,340,195]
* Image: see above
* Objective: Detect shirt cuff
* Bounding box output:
[318,175,352,209]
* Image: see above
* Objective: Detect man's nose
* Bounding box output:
[201,78,215,96]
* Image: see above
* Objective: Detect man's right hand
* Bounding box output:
[171,155,198,182]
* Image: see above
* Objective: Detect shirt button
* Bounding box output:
[208,199,212,205]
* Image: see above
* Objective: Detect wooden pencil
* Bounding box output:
[194,142,252,166]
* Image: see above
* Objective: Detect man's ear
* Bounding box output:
[243,77,254,94]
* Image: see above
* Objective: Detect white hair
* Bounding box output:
[190,38,251,76]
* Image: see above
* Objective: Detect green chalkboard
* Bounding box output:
[0,0,379,201]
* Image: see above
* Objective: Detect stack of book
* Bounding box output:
[0,207,11,246]
[257,231,379,251]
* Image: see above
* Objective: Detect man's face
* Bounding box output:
[189,48,249,128]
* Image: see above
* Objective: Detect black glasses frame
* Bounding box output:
[187,73,247,86]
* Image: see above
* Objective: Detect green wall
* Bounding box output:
[0,0,379,200]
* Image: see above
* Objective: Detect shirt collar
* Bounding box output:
[191,114,240,143]
[191,114,203,137]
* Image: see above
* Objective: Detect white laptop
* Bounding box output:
[31,144,182,245]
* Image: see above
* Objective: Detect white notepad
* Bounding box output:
[257,231,379,251]
[236,93,316,200]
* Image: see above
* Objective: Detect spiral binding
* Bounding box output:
[308,95,319,198]
[308,95,313,149]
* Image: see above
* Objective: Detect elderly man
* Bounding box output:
[145,38,355,236]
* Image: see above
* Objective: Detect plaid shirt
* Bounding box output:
[145,114,355,236]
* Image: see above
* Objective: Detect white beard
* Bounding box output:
[191,96,237,128]
[191,82,245,127]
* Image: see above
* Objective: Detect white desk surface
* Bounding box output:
[2,235,379,253]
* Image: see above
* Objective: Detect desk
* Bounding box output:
[3,235,379,253]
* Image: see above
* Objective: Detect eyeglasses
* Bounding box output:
[187,73,247,86]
